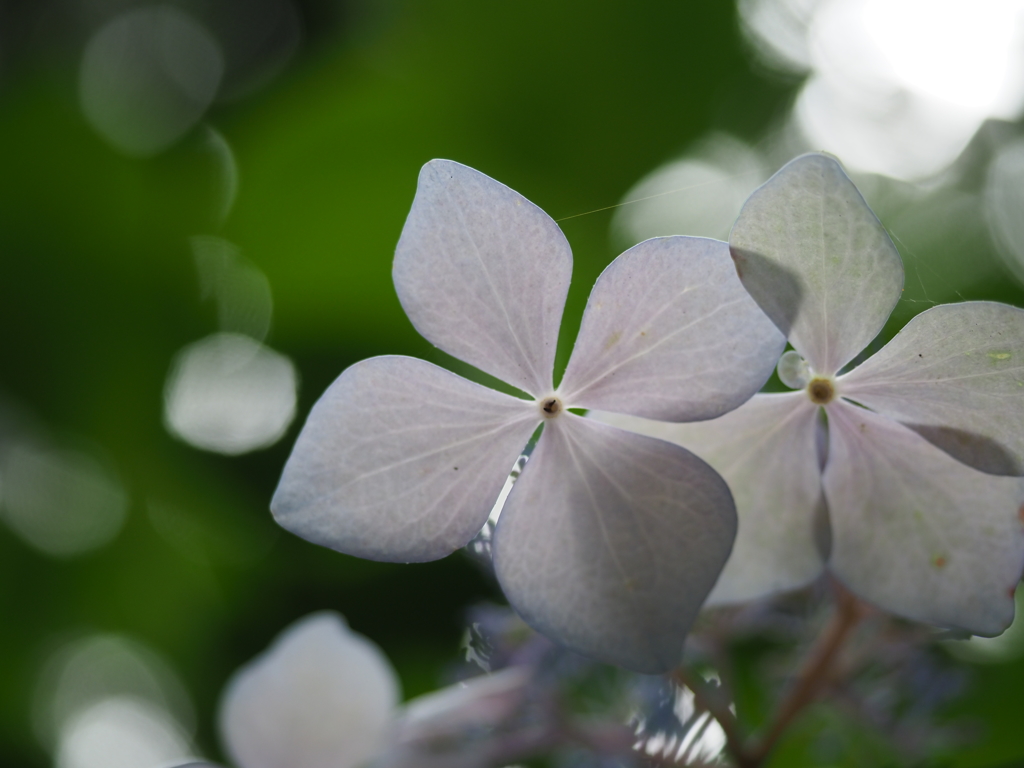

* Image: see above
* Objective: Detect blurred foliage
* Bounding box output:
[1,1,1023,766]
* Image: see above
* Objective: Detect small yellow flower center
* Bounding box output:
[807,377,835,405]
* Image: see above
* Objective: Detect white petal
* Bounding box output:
[730,153,904,375]
[558,237,785,421]
[271,356,539,562]
[492,414,736,673]
[594,392,826,605]
[219,612,399,768]
[378,668,532,768]
[393,667,530,745]
[393,160,572,396]
[824,400,1024,635]
[840,301,1024,476]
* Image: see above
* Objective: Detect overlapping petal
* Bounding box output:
[393,159,572,396]
[840,301,1024,476]
[559,237,785,421]
[824,400,1024,635]
[730,153,904,375]
[219,612,400,768]
[593,392,827,606]
[271,356,539,562]
[492,415,736,673]
[381,668,532,768]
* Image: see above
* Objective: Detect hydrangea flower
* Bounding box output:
[216,611,535,768]
[599,153,1024,635]
[271,160,785,671]
[220,612,400,768]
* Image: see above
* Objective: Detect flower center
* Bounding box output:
[539,396,563,418]
[807,377,835,405]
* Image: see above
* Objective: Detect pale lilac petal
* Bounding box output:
[840,301,1024,476]
[492,414,736,673]
[378,669,535,768]
[219,612,400,768]
[271,356,539,562]
[730,153,904,375]
[393,160,572,396]
[824,400,1024,635]
[593,392,826,605]
[558,237,785,421]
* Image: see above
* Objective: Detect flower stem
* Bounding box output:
[747,580,865,764]
[669,581,865,768]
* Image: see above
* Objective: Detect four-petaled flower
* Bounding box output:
[602,153,1024,635]
[271,160,785,672]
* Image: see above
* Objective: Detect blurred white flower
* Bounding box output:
[218,611,537,768]
[271,159,786,672]
[601,153,1024,635]
[220,612,399,768]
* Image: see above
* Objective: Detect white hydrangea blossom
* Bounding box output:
[217,611,536,768]
[271,160,786,672]
[600,153,1024,635]
[219,612,400,768]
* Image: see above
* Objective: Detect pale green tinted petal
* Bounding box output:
[271,356,539,562]
[730,153,904,375]
[777,350,812,389]
[492,414,736,673]
[824,400,1024,635]
[559,237,785,421]
[840,301,1024,476]
[393,160,572,396]
[594,392,825,606]
[219,612,400,768]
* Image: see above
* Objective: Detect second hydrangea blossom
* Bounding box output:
[272,160,785,672]
[602,153,1024,635]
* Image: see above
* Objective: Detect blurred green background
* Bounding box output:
[2,1,1024,766]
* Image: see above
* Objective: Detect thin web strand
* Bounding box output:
[554,166,770,223]
[889,228,966,308]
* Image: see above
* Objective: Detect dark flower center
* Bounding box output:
[808,378,835,405]
[541,397,562,418]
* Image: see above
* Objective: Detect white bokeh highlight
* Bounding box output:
[35,634,197,768]
[985,138,1024,285]
[191,236,273,342]
[56,696,196,768]
[163,333,298,455]
[741,0,1024,179]
[79,5,223,156]
[0,443,128,557]
[611,134,766,246]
